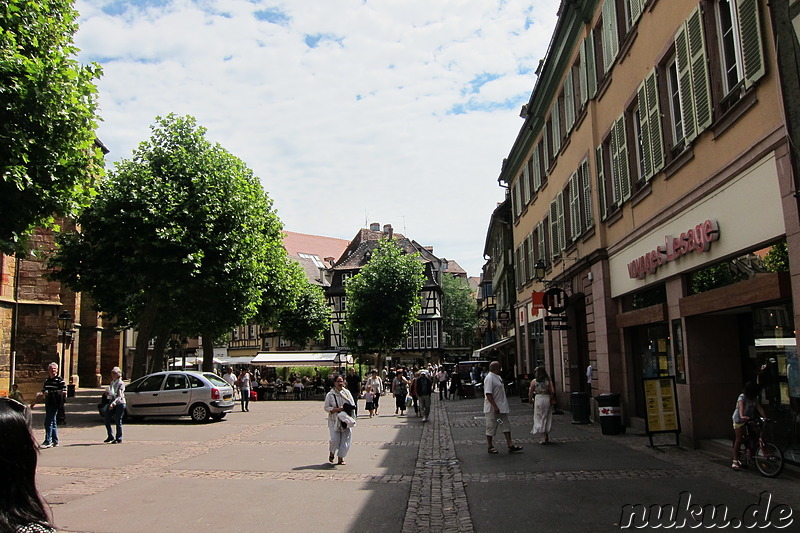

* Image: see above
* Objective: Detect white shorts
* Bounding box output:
[485,412,510,436]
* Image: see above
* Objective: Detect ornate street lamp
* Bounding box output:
[57,310,74,378]
[534,259,547,282]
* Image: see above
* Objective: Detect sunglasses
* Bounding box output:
[1,397,27,413]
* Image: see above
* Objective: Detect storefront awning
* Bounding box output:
[472,337,514,357]
[251,351,352,367]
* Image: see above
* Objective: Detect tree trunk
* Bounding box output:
[130,295,161,380]
[201,332,215,373]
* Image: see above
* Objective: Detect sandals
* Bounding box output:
[508,445,523,453]
[337,459,346,465]
[488,446,499,454]
[329,453,334,463]
[732,460,741,471]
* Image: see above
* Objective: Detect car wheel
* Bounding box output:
[211,413,226,421]
[190,403,211,423]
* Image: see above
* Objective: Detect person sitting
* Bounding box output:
[293,380,305,400]
[1,397,57,532]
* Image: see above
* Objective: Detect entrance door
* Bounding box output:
[628,323,670,418]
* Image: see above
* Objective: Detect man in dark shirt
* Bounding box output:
[345,367,362,417]
[35,362,66,448]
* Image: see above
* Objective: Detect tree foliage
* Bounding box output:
[343,239,425,367]
[1,0,103,254]
[763,242,789,273]
[442,274,477,347]
[50,114,290,377]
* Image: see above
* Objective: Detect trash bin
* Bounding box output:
[596,393,623,435]
[67,384,76,398]
[570,392,590,424]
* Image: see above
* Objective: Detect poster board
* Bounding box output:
[643,376,681,446]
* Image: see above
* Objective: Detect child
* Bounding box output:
[9,383,24,403]
[337,402,357,430]
[364,386,375,417]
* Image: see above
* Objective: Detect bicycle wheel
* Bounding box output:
[754,442,784,478]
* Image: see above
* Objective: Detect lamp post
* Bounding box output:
[57,310,74,378]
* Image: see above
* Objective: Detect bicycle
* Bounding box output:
[738,418,784,478]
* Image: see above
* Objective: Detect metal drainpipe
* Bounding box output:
[9,254,21,389]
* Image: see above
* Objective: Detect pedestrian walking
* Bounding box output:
[529,366,555,445]
[484,361,522,454]
[103,367,126,444]
[436,367,449,400]
[415,369,433,422]
[0,397,57,532]
[324,375,356,465]
[222,367,238,399]
[366,370,383,415]
[30,362,65,449]
[238,368,252,412]
[392,369,409,416]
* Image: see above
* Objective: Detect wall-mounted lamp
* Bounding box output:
[588,271,594,283]
[533,259,547,282]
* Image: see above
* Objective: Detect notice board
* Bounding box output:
[643,376,681,446]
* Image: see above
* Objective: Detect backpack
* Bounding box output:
[417,375,432,396]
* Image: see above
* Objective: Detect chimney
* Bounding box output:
[370,222,380,231]
[383,224,393,239]
[424,246,433,253]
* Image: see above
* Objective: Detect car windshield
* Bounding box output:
[203,373,229,387]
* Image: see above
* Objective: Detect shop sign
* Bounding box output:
[627,220,720,280]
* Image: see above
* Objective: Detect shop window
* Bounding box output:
[687,254,760,295]
[623,284,666,311]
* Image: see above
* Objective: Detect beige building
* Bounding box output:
[496,0,800,453]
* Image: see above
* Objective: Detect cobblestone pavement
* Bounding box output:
[32,389,799,532]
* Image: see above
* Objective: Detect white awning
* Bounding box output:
[251,351,352,367]
[472,337,515,357]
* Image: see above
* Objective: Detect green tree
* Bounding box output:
[442,274,478,348]
[277,273,330,349]
[1,0,103,254]
[50,114,288,378]
[763,242,789,273]
[343,238,425,370]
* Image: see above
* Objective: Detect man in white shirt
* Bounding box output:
[484,361,522,455]
[436,368,449,400]
[223,368,238,399]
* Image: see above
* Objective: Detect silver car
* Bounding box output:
[125,371,235,422]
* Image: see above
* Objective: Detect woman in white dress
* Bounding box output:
[529,366,555,444]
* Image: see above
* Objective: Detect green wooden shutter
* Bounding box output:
[637,80,653,180]
[602,0,619,74]
[569,172,581,239]
[551,105,561,155]
[557,191,566,251]
[513,179,522,218]
[596,146,607,220]
[645,70,664,177]
[614,116,631,201]
[564,69,576,132]
[687,7,712,134]
[586,31,597,99]
[522,167,531,206]
[579,41,588,105]
[629,0,642,27]
[550,199,560,257]
[736,0,765,87]
[582,158,593,229]
[532,146,542,191]
[675,20,697,142]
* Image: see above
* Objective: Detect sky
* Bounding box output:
[73,0,560,277]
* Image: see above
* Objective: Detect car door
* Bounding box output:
[157,373,191,415]
[126,374,166,416]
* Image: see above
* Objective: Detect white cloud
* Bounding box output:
[74,0,559,276]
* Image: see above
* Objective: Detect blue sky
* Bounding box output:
[74,0,559,277]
